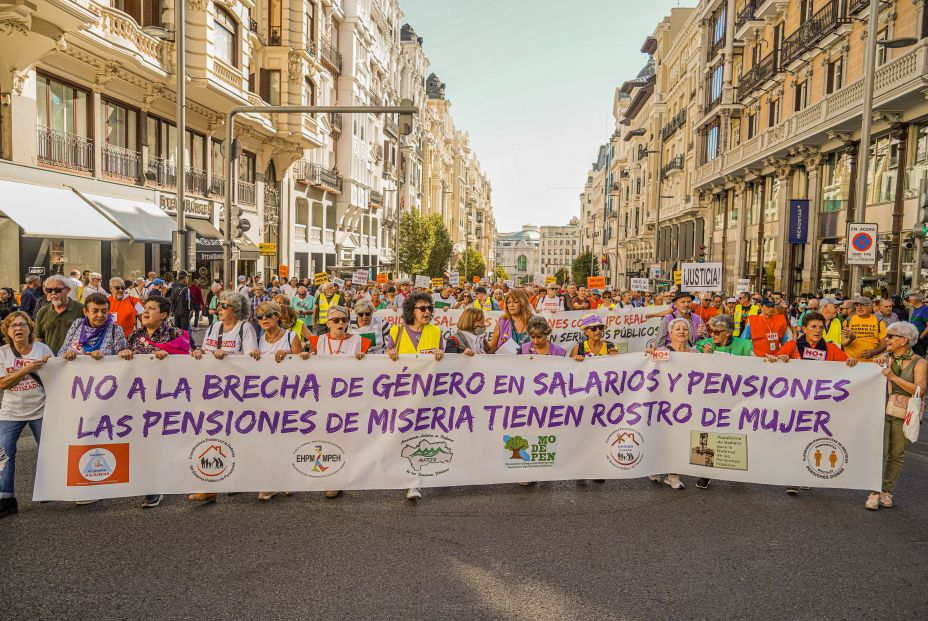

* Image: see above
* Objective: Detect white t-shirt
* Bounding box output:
[315,333,363,356]
[202,321,258,354]
[281,284,297,297]
[0,342,54,421]
[536,295,564,313]
[258,330,296,356]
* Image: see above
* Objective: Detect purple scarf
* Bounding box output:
[78,316,113,352]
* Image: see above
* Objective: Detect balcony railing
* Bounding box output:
[780,1,850,68]
[370,189,384,208]
[294,160,344,193]
[210,174,225,197]
[660,109,686,141]
[249,18,258,34]
[329,112,343,133]
[238,180,256,205]
[735,0,760,31]
[320,38,342,75]
[185,168,208,195]
[269,26,282,46]
[849,0,870,14]
[738,50,779,100]
[637,145,650,161]
[146,157,176,187]
[306,39,316,56]
[707,34,725,61]
[294,223,308,242]
[384,115,398,135]
[661,154,685,179]
[101,143,141,181]
[36,128,93,172]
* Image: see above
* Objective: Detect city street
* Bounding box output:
[3,429,927,619]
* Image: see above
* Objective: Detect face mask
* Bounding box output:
[474,326,486,336]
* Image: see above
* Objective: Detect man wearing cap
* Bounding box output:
[589,289,604,309]
[842,296,886,361]
[473,286,492,311]
[742,298,793,357]
[732,292,759,337]
[656,292,705,348]
[236,275,252,299]
[907,292,928,355]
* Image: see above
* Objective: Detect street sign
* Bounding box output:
[313,272,329,285]
[736,278,751,294]
[258,242,277,256]
[352,269,368,286]
[651,264,662,279]
[846,223,878,265]
[587,276,606,289]
[27,266,45,276]
[331,277,345,288]
[448,272,460,287]
[681,262,722,292]
[415,275,431,288]
[630,278,649,291]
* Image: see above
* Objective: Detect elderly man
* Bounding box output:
[313,282,341,335]
[248,282,271,328]
[877,298,899,327]
[33,275,84,354]
[656,292,705,347]
[839,299,854,321]
[693,293,720,322]
[19,275,43,318]
[107,277,138,340]
[842,296,886,362]
[907,292,928,355]
[66,270,83,300]
[742,298,793,357]
[819,297,843,348]
[80,272,106,303]
[291,285,315,320]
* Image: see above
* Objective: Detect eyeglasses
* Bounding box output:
[219,303,232,310]
[415,305,434,312]
[112,286,124,291]
[357,312,372,317]
[328,317,348,324]
[708,329,726,335]
[44,288,64,294]
[8,322,29,329]
[255,313,278,321]
[585,325,604,332]
[887,333,905,339]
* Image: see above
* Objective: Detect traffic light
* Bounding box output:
[919,191,928,222]
[914,223,928,239]
[697,245,707,263]
[398,98,414,136]
[903,236,915,250]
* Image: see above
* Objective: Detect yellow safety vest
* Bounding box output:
[317,293,340,324]
[823,317,842,349]
[733,304,759,335]
[390,324,442,354]
[473,298,492,311]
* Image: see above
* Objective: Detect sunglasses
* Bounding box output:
[585,325,604,332]
[328,317,348,324]
[708,328,726,335]
[357,312,372,317]
[44,288,65,294]
[415,306,434,312]
[255,313,277,321]
[112,286,124,291]
[219,303,233,310]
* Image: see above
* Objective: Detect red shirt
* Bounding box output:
[108,295,138,340]
[777,340,848,362]
[693,304,719,322]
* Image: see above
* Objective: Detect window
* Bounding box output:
[877,28,889,66]
[746,113,757,140]
[707,63,723,107]
[36,74,89,137]
[239,151,256,183]
[867,134,899,205]
[269,0,282,45]
[211,140,225,179]
[303,77,316,112]
[260,69,282,105]
[826,58,843,95]
[185,129,206,172]
[768,97,781,127]
[146,115,176,160]
[112,0,162,27]
[214,7,238,66]
[102,100,137,151]
[705,122,719,162]
[793,81,808,112]
[305,3,316,50]
[517,255,528,272]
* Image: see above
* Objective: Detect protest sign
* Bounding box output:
[736,278,751,294]
[545,276,556,285]
[331,277,345,288]
[415,275,431,289]
[533,273,546,287]
[681,263,722,292]
[33,354,883,500]
[587,276,606,289]
[377,273,388,284]
[630,278,649,291]
[352,270,368,286]
[376,307,669,353]
[313,272,329,285]
[504,280,514,288]
[472,276,481,284]
[449,272,460,287]
[432,278,445,288]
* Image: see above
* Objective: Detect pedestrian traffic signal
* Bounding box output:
[914,223,928,239]
[398,98,415,136]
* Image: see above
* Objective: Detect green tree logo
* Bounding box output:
[504,436,529,459]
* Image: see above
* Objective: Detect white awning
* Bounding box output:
[79,192,175,243]
[0,180,128,241]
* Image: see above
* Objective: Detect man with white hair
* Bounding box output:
[67,270,83,301]
[80,272,106,303]
[34,275,84,354]
[107,276,139,339]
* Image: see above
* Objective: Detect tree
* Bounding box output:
[425,214,453,277]
[397,211,433,276]
[494,266,509,282]
[504,436,529,459]
[554,267,569,285]
[572,251,599,286]
[456,247,486,279]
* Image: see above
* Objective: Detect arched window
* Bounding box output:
[517,255,527,272]
[214,7,238,67]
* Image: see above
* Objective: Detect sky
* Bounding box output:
[399,0,697,232]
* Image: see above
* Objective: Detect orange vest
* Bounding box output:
[746,313,788,357]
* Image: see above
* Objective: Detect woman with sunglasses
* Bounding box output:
[251,301,304,364]
[311,305,369,359]
[350,300,388,354]
[191,291,258,361]
[489,289,534,355]
[386,293,444,362]
[570,314,618,360]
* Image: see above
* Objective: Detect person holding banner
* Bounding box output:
[251,301,304,364]
[742,299,793,357]
[489,290,533,355]
[191,291,258,363]
[0,312,53,518]
[570,314,619,360]
[58,293,129,360]
[386,293,444,363]
[351,300,389,355]
[444,308,489,355]
[696,314,753,357]
[520,316,567,357]
[655,292,705,348]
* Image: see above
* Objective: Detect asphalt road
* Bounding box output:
[2,428,928,620]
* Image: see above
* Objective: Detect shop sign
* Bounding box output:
[158,194,212,219]
[788,200,810,244]
[259,243,277,256]
[196,237,223,262]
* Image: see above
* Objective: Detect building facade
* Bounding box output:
[494,224,540,284]
[539,217,580,279]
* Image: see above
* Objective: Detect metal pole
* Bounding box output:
[851,0,881,294]
[174,0,186,273]
[223,115,234,288]
[652,113,665,265]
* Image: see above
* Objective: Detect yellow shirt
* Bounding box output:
[843,314,886,361]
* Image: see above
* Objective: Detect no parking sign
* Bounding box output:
[846,223,878,265]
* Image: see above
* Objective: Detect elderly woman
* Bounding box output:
[351,299,388,354]
[868,321,926,511]
[59,293,128,360]
[118,295,190,509]
[695,314,754,356]
[312,305,368,359]
[445,308,488,355]
[206,282,222,326]
[0,312,53,518]
[251,300,304,366]
[570,314,619,360]
[191,291,258,361]
[520,316,567,357]
[386,293,444,362]
[490,289,534,355]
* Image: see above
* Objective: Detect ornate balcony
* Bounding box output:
[660,154,685,179]
[101,143,141,181]
[37,128,93,172]
[185,168,208,195]
[738,50,779,102]
[320,38,342,75]
[238,181,256,206]
[294,161,344,193]
[329,112,343,133]
[370,189,384,209]
[660,109,686,141]
[780,1,851,70]
[269,26,282,46]
[210,175,226,197]
[734,0,765,40]
[754,0,788,21]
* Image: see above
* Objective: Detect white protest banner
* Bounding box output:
[630,278,649,291]
[376,307,669,353]
[736,278,751,294]
[449,272,461,287]
[414,275,431,289]
[504,280,514,289]
[352,269,368,286]
[33,354,883,500]
[331,277,345,288]
[533,273,546,287]
[681,262,722,292]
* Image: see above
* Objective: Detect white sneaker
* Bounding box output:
[648,474,663,483]
[865,492,880,510]
[406,487,422,501]
[75,499,98,506]
[663,474,685,489]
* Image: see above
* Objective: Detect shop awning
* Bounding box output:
[185,217,223,240]
[78,192,175,243]
[235,239,261,261]
[0,180,128,241]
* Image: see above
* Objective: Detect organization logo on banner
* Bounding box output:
[803,437,847,480]
[606,428,644,470]
[502,435,557,469]
[292,441,346,478]
[189,439,236,483]
[66,444,130,486]
[400,434,453,477]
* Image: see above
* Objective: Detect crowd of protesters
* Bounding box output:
[0,270,923,516]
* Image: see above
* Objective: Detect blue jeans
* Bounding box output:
[0,418,42,499]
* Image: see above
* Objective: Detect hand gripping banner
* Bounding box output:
[33,353,884,500]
